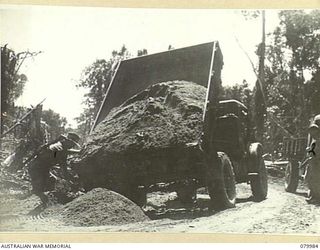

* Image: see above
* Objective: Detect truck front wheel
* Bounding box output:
[208,152,236,210]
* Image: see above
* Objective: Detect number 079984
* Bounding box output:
[300,244,319,248]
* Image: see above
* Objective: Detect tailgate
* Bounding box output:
[91,41,222,131]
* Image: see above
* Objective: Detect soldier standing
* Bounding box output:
[305,114,320,204]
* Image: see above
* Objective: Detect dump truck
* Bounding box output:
[75,41,268,209]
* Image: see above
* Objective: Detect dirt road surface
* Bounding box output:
[0,175,319,234]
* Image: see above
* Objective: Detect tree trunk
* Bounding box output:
[255,10,266,142]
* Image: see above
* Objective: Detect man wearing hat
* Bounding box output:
[305,114,320,204]
[28,132,80,206]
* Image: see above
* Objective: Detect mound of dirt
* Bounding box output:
[75,81,206,193]
[58,188,149,226]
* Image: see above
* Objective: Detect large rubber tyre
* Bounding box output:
[284,160,299,193]
[249,143,268,201]
[208,152,236,210]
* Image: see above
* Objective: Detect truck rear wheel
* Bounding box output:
[249,143,268,201]
[284,160,299,193]
[208,152,236,210]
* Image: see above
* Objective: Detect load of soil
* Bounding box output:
[56,188,149,226]
[83,80,206,153]
[74,81,207,191]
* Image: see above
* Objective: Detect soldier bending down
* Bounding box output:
[28,133,80,206]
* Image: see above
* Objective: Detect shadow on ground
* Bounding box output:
[145,196,217,220]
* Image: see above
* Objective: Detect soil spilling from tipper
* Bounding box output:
[84,80,206,153]
[74,81,206,191]
[56,188,149,226]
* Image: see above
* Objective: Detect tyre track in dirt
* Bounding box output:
[92,177,320,233]
[1,176,319,233]
[247,178,320,234]
[0,208,71,232]
[0,191,66,231]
